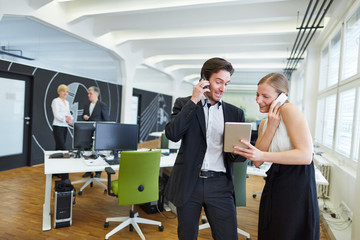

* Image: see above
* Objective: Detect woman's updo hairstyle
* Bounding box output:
[258,73,289,95]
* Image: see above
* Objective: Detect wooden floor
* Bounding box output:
[0,164,331,240]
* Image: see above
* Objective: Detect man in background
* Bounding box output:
[82,86,110,178]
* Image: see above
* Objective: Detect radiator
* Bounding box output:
[314,155,331,198]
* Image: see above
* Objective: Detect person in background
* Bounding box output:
[233,73,319,240]
[51,84,73,179]
[165,57,246,240]
[82,86,110,178]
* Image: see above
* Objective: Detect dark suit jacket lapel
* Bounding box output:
[222,101,229,122]
[91,101,100,117]
[196,101,206,139]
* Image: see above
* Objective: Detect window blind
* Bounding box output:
[335,89,355,157]
[329,32,341,87]
[323,94,336,148]
[319,47,329,91]
[342,8,360,80]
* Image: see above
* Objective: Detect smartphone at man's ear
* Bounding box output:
[199,76,210,89]
[273,93,288,106]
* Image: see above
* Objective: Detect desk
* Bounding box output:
[246,162,329,185]
[42,151,176,231]
[43,153,327,231]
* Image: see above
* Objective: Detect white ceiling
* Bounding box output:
[0,0,337,92]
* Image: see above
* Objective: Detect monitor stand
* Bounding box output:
[112,150,121,161]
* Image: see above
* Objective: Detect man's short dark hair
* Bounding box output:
[200,57,234,80]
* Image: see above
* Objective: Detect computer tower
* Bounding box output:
[139,175,167,214]
[54,190,73,228]
[140,195,164,214]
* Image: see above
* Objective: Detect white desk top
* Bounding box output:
[44,151,177,174]
[246,162,329,185]
[44,151,328,186]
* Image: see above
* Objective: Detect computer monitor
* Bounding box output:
[72,121,96,151]
[94,122,138,152]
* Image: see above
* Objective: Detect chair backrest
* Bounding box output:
[160,132,169,149]
[115,150,161,205]
[233,160,249,207]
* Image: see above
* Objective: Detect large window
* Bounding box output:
[335,89,355,157]
[314,5,360,166]
[342,8,360,80]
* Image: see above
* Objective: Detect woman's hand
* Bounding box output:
[233,140,264,162]
[267,101,281,131]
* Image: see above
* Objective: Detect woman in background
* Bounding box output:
[233,73,319,240]
[51,84,73,179]
[51,84,73,150]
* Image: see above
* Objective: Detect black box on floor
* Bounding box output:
[54,190,73,228]
[140,175,167,214]
[140,195,164,214]
[54,179,74,228]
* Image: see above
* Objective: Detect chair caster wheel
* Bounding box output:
[252,194,256,198]
[104,222,109,228]
[201,218,207,224]
[246,238,252,240]
[159,225,164,232]
[129,224,133,232]
[78,191,82,196]
[104,189,107,194]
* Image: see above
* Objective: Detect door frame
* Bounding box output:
[0,70,33,171]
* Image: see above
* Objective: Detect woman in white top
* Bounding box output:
[233,73,319,240]
[51,84,73,150]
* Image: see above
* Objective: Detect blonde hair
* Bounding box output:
[57,84,69,93]
[258,73,289,94]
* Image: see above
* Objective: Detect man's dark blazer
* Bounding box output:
[164,96,246,207]
[83,101,110,121]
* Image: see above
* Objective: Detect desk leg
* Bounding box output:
[42,174,52,231]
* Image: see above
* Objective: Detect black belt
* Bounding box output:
[199,170,225,178]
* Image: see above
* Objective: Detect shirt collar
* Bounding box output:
[201,95,222,108]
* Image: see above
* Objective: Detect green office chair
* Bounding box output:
[104,150,164,240]
[199,160,251,240]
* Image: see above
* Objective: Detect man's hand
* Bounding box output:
[83,115,89,120]
[190,79,210,104]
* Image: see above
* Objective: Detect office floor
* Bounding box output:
[0,164,331,240]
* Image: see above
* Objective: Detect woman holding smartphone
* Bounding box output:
[233,73,319,240]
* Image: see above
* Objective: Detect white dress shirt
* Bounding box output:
[89,102,96,116]
[201,96,226,173]
[51,97,72,127]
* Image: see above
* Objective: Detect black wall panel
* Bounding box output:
[133,88,172,142]
[0,60,122,166]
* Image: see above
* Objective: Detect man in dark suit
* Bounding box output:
[82,86,110,178]
[165,58,246,240]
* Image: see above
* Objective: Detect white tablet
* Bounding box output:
[223,122,252,153]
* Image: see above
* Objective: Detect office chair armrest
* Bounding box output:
[105,167,116,196]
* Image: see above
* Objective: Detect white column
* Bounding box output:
[120,61,136,124]
[303,47,320,135]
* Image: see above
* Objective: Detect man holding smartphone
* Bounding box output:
[165,57,246,240]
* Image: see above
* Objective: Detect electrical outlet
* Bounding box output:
[340,201,353,221]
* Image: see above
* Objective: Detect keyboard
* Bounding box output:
[105,158,120,165]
